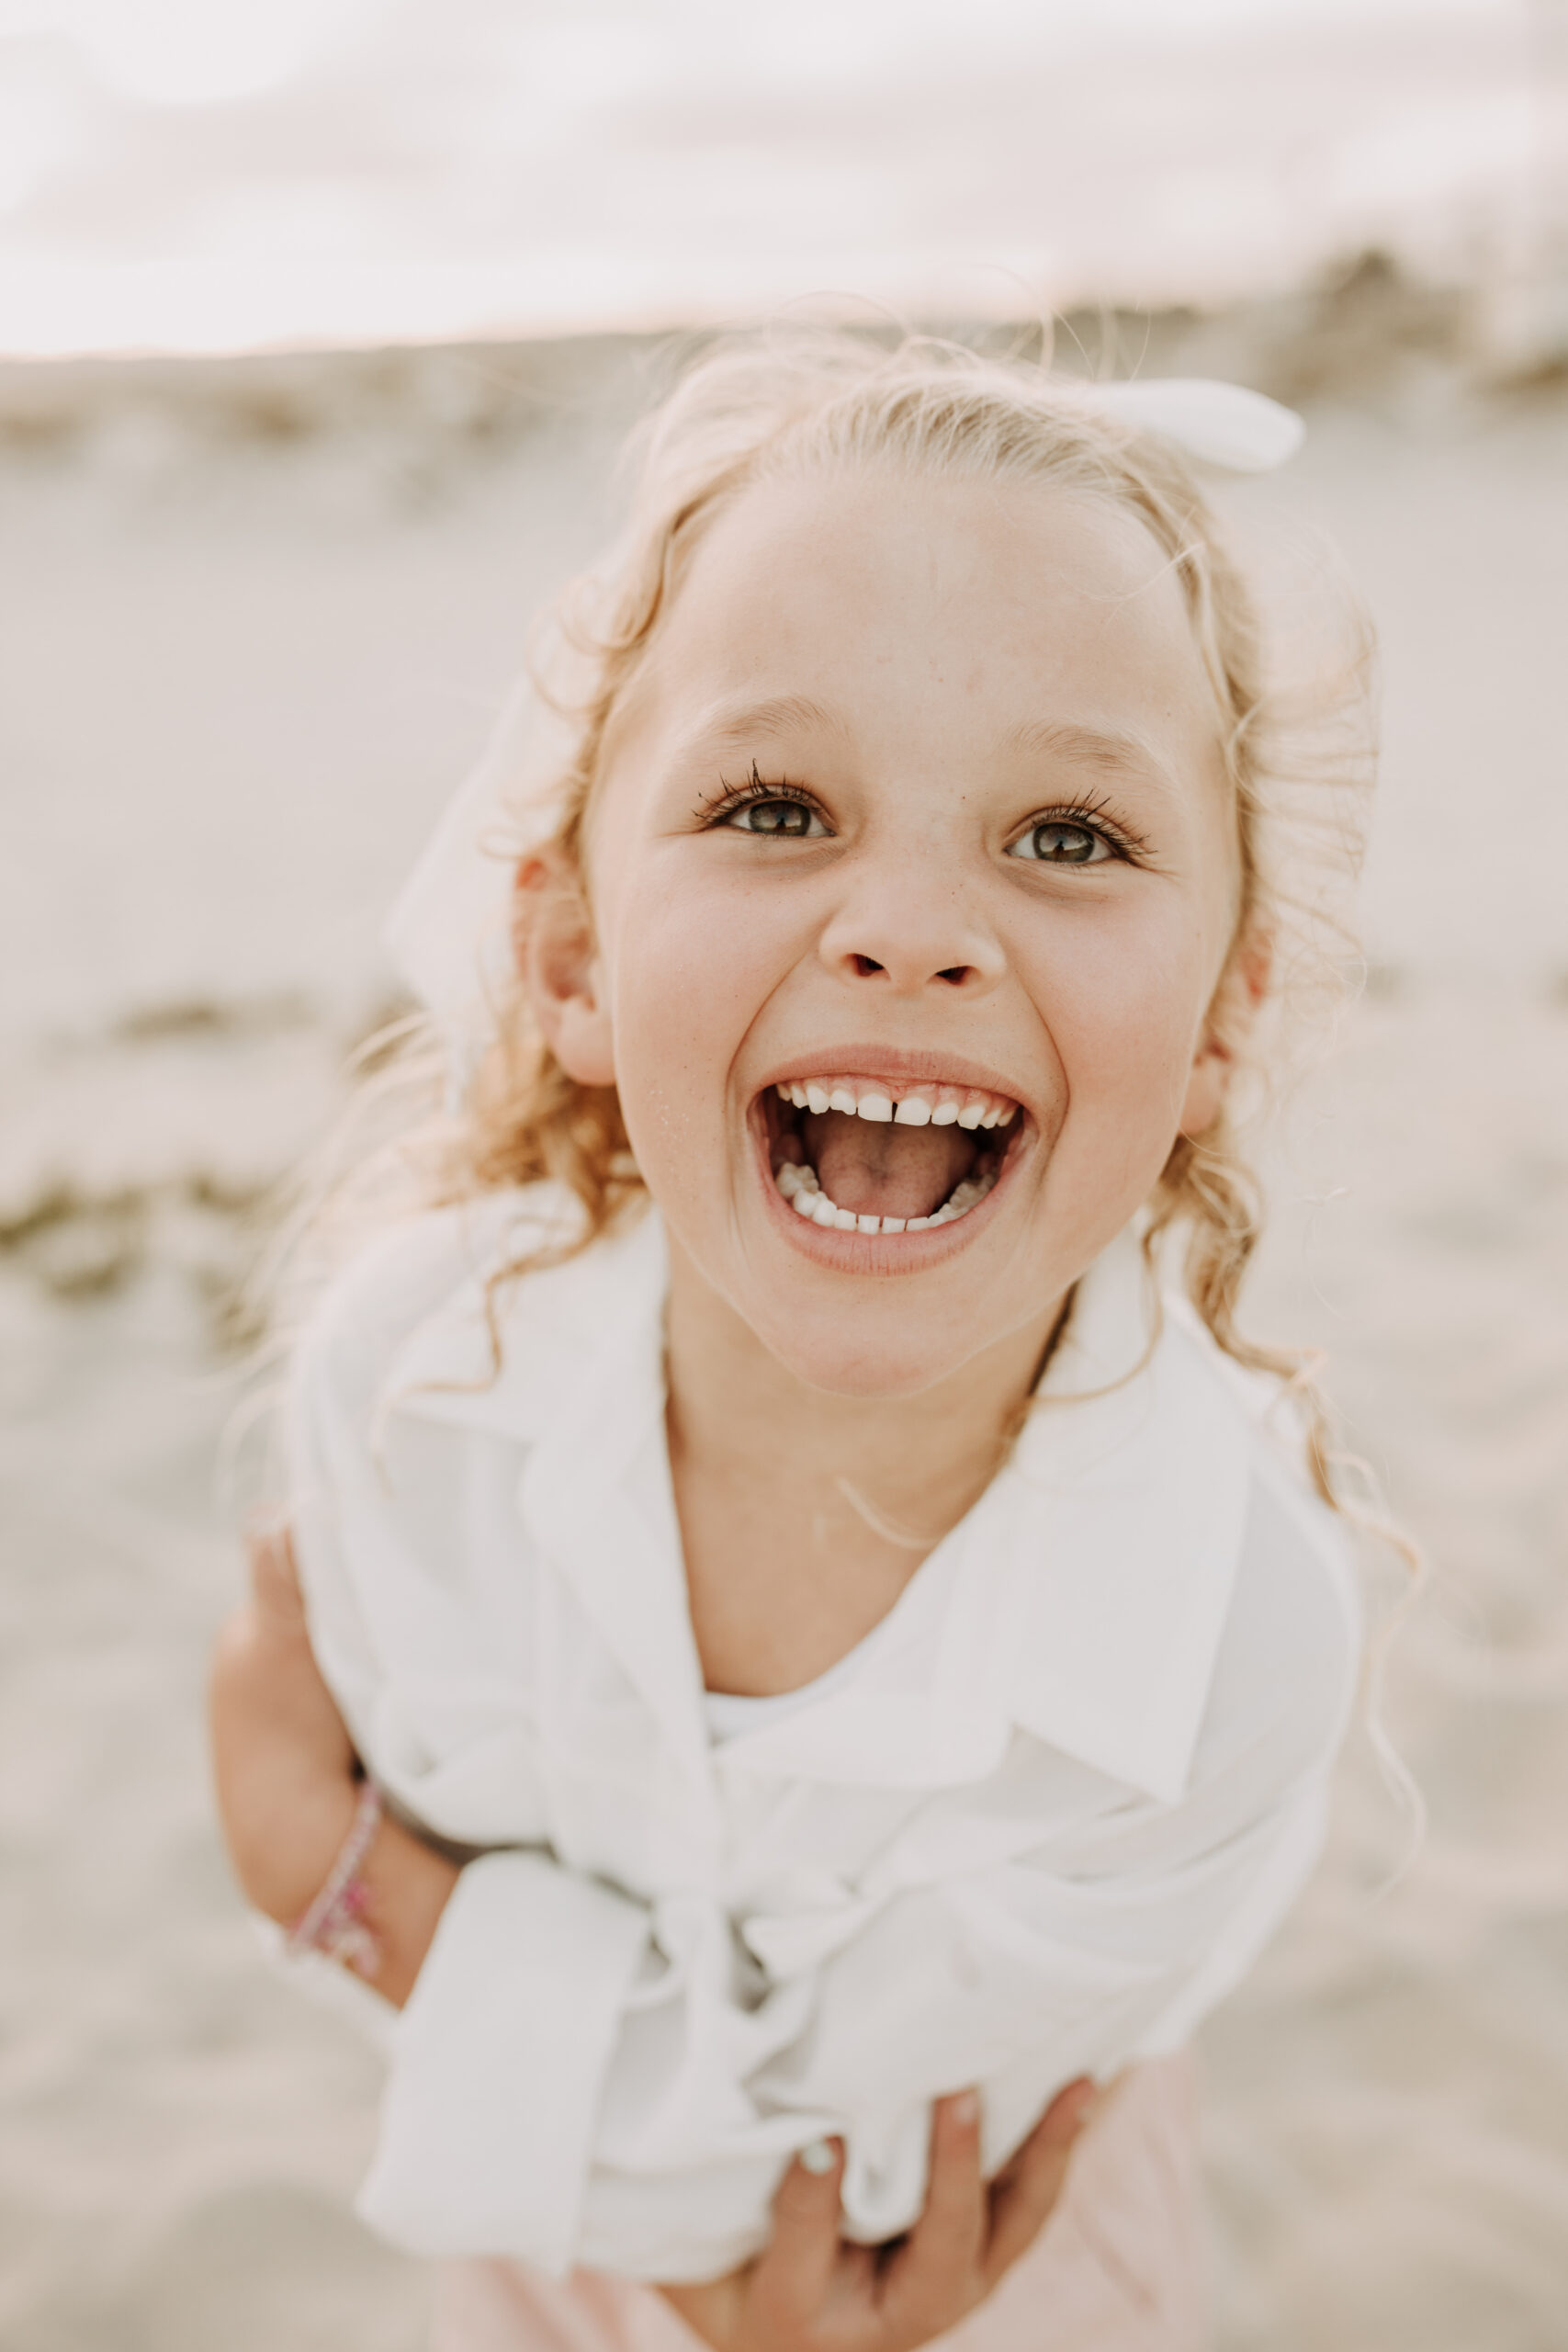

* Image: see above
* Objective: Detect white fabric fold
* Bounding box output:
[284,1193,1359,2279]
[1090,377,1303,471]
[359,1849,650,2270]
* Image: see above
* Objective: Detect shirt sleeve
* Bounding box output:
[358,1849,650,2267]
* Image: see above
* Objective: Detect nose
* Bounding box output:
[817,859,1007,997]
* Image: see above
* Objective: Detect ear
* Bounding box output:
[1178,928,1270,1139]
[513,848,616,1087]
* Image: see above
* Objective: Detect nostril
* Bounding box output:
[937,966,969,987]
[852,955,886,978]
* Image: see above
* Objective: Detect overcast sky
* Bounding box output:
[0,0,1556,355]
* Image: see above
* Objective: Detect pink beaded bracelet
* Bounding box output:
[287,1779,384,1978]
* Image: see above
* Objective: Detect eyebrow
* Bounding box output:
[1000,719,1180,796]
[661,698,1184,793]
[675,693,852,758]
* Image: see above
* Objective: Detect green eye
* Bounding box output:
[1008,820,1111,865]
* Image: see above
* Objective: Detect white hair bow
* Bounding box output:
[386,377,1303,1031]
[1087,377,1303,471]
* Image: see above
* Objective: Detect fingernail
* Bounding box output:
[798,2139,837,2176]
[951,2091,979,2129]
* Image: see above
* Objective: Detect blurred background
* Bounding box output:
[2,4,1566,2346]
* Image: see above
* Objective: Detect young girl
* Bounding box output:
[211,334,1370,2352]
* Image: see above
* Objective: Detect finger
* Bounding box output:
[879,2093,987,2328]
[748,2141,845,2331]
[982,2078,1096,2287]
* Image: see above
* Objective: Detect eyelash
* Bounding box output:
[1010,796,1148,864]
[694,763,819,828]
[694,769,1148,863]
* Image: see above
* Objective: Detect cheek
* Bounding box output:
[1023,897,1221,1138]
[601,859,803,1157]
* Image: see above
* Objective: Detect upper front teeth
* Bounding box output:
[775,1078,1017,1128]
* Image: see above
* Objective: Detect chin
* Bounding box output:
[735,1283,1011,1401]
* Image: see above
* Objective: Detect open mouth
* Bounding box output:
[761,1074,1021,1236]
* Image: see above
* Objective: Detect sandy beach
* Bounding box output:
[3,291,1566,2348]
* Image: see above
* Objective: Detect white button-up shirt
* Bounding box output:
[286,1189,1358,2282]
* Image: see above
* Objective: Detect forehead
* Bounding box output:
[605,465,1226,789]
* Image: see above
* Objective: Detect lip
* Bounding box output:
[748,1045,1032,1270]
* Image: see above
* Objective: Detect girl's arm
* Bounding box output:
[209,1522,457,2008]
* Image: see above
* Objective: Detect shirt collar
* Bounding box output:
[381,1196,712,1791]
[381,1195,1254,1809]
[990,1232,1253,1803]
[377,1189,660,1445]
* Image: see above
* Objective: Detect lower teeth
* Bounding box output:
[773,1159,997,1233]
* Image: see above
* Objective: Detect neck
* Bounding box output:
[663,1236,1064,1547]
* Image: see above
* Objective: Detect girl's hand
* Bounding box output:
[660,2082,1095,2352]
[209,1522,457,2006]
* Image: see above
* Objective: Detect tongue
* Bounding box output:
[803,1108,978,1222]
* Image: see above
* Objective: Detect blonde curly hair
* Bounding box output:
[306,328,1376,1498]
